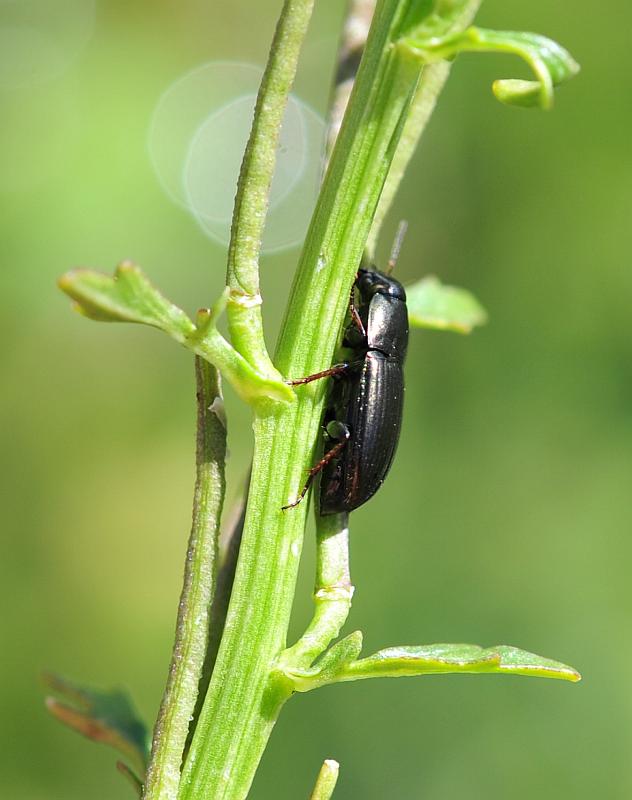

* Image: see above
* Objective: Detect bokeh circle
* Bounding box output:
[149,61,325,252]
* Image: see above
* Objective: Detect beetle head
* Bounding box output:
[356,268,406,302]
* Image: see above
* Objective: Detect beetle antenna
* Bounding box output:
[386,220,408,275]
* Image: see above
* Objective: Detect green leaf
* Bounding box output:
[59,264,294,406]
[58,262,195,342]
[406,276,487,333]
[336,643,581,683]
[43,673,150,779]
[405,26,579,110]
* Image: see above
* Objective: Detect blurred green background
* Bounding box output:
[2,1,630,798]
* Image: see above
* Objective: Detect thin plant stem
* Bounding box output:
[366,60,452,256]
[144,359,227,800]
[309,760,340,800]
[325,0,482,259]
[279,513,353,670]
[225,0,316,375]
[325,0,376,163]
[366,0,482,257]
[184,481,249,755]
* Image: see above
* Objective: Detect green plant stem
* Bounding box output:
[278,513,353,670]
[144,359,227,800]
[309,760,340,800]
[367,60,450,256]
[190,307,294,406]
[178,4,427,799]
[225,0,315,376]
[325,0,376,162]
[367,0,482,257]
[185,486,248,755]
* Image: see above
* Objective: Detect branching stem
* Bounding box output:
[178,3,427,798]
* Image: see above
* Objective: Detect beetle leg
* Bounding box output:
[282,423,351,511]
[286,362,350,386]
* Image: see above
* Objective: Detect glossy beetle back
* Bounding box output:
[364,292,408,359]
[320,351,404,514]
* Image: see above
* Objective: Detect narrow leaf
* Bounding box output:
[58,262,195,342]
[406,276,487,333]
[335,643,580,683]
[44,673,150,778]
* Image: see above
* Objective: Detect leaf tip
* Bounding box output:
[57,268,88,294]
[492,645,581,682]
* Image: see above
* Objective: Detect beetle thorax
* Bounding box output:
[364,293,409,359]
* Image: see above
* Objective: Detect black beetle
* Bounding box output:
[320,268,408,513]
[284,226,409,514]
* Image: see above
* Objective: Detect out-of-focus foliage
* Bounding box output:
[406,26,579,110]
[1,1,630,799]
[43,673,149,782]
[407,275,488,333]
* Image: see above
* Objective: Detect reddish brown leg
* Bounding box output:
[282,423,351,511]
[286,362,349,386]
